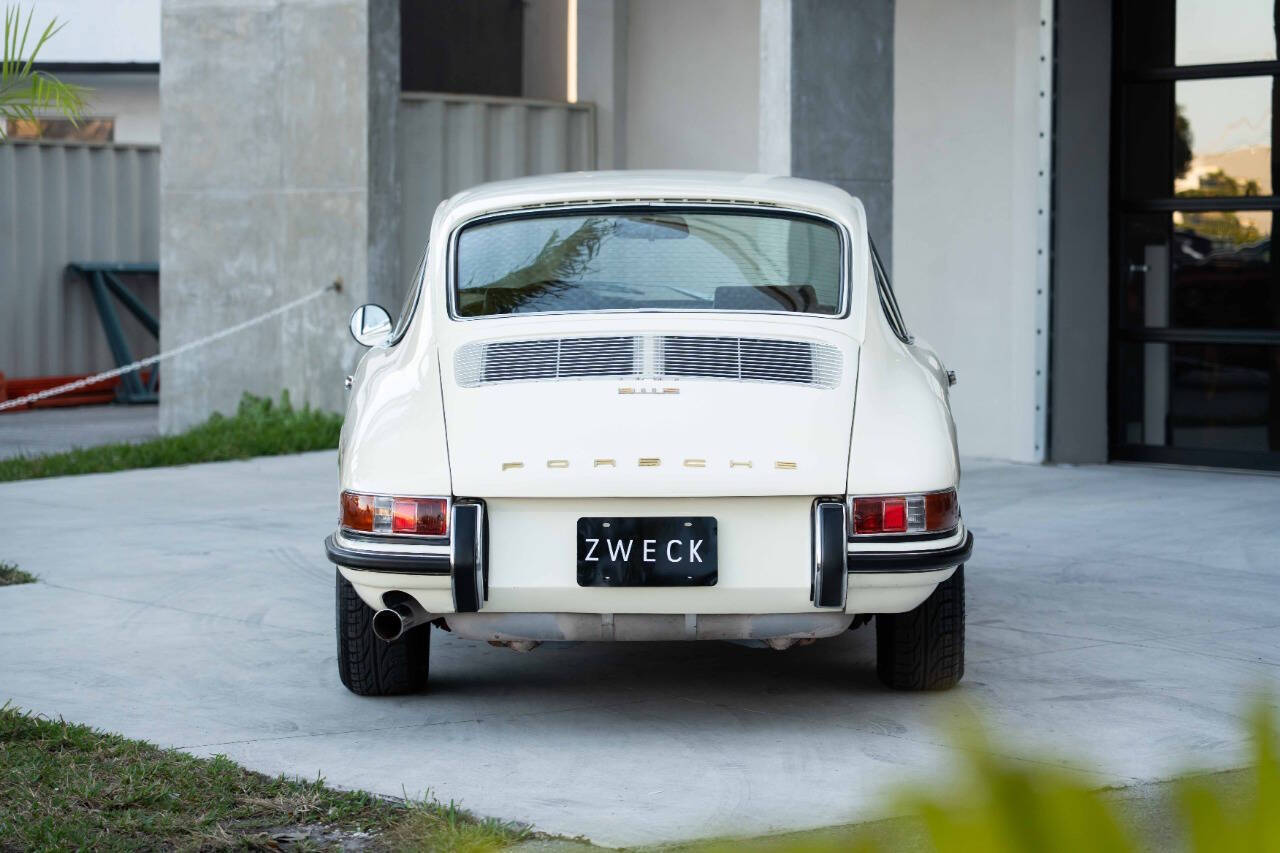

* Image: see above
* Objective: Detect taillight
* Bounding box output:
[340,491,449,537]
[849,489,958,535]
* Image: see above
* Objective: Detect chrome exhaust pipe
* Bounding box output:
[371,600,429,642]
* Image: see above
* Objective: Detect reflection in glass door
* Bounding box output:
[1112,0,1280,470]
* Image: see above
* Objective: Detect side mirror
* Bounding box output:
[348,304,392,347]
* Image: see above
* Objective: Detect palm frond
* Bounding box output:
[0,4,88,140]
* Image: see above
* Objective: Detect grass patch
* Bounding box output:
[0,561,36,586]
[0,705,529,852]
[0,392,341,482]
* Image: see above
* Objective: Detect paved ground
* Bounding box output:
[1,453,1277,846]
[0,404,158,459]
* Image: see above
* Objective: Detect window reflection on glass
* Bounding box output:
[1122,212,1275,331]
[454,211,843,317]
[1173,210,1273,328]
[1172,77,1272,198]
[1175,0,1277,66]
[1118,342,1279,452]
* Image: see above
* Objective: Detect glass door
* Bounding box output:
[1112,0,1280,470]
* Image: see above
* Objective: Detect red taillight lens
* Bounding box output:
[391,497,448,536]
[341,492,448,537]
[850,489,959,535]
[881,498,907,532]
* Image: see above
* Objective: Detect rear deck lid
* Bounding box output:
[439,321,858,497]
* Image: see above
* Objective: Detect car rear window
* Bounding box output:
[453,209,843,317]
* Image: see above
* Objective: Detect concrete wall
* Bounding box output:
[791,0,893,268]
[0,141,159,379]
[625,0,760,170]
[1049,0,1111,463]
[160,0,373,432]
[893,0,1044,462]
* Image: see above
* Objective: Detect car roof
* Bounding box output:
[436,170,867,229]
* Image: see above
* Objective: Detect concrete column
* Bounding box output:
[159,0,376,433]
[790,0,893,269]
[1049,0,1111,463]
[367,0,401,311]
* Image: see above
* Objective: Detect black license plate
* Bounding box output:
[577,516,718,587]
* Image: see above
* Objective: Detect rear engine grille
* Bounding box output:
[558,336,640,378]
[658,336,840,387]
[455,336,639,387]
[454,335,842,389]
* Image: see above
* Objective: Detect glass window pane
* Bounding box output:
[1173,210,1273,327]
[1120,212,1276,330]
[1117,341,1280,453]
[455,211,843,317]
[1173,77,1272,198]
[1176,0,1277,66]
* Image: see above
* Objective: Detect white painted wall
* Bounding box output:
[61,73,160,145]
[576,0,628,168]
[893,0,1044,462]
[757,0,790,175]
[524,0,569,101]
[625,0,760,171]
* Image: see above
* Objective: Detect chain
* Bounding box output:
[0,281,342,413]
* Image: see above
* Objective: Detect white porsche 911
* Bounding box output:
[327,171,972,695]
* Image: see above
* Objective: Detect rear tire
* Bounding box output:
[335,570,430,696]
[875,565,965,690]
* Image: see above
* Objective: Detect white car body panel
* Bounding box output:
[333,170,967,640]
[846,262,961,495]
[437,316,860,497]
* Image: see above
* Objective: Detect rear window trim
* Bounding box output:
[445,202,852,322]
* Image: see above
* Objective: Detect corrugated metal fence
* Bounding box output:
[397,93,596,284]
[0,140,160,379]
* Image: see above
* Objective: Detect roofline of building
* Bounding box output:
[31,62,159,74]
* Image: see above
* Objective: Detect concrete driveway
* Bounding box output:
[1,453,1278,846]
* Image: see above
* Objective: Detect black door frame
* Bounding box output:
[1109,4,1280,471]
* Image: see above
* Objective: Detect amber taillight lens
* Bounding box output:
[849,489,959,535]
[340,491,448,536]
[340,492,374,531]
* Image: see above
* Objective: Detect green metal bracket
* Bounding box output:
[66,263,160,404]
